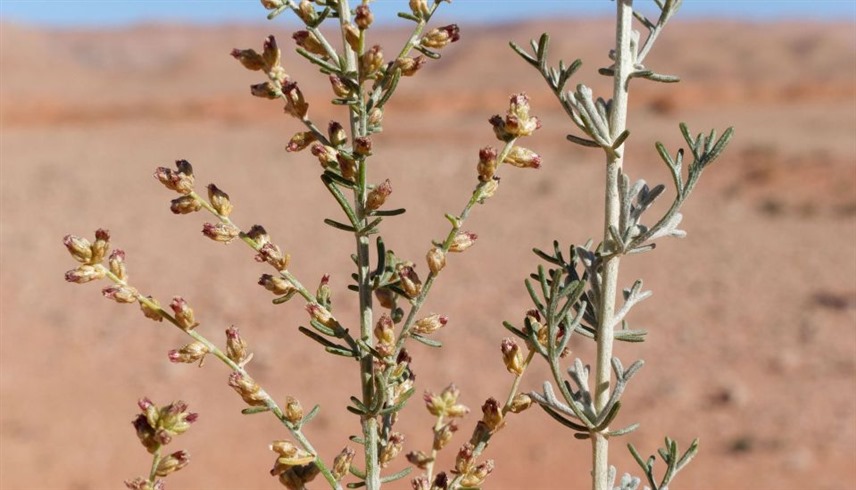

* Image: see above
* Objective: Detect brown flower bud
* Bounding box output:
[409,0,430,17]
[360,45,384,80]
[501,338,524,375]
[477,177,500,203]
[296,0,316,23]
[421,24,460,49]
[283,396,303,424]
[454,443,475,475]
[170,195,202,214]
[396,56,426,77]
[504,146,542,169]
[375,287,395,309]
[366,179,392,211]
[202,222,240,243]
[262,35,281,72]
[154,160,195,195]
[270,440,316,467]
[282,81,309,119]
[292,30,327,57]
[259,273,295,296]
[155,450,190,477]
[354,136,372,157]
[226,326,248,364]
[396,264,422,298]
[329,75,351,98]
[230,48,265,71]
[413,314,448,335]
[108,249,127,280]
[332,447,356,481]
[480,398,504,433]
[261,0,285,10]
[255,242,290,271]
[380,432,404,467]
[406,451,433,470]
[461,459,495,488]
[343,24,360,51]
[169,297,198,331]
[207,184,233,217]
[337,153,357,182]
[306,302,336,327]
[102,285,138,304]
[508,393,533,414]
[449,231,477,253]
[246,224,270,246]
[477,146,498,182]
[310,143,338,168]
[168,341,209,364]
[286,131,317,152]
[489,114,512,142]
[368,108,384,127]
[426,247,446,275]
[328,121,348,147]
[374,313,395,357]
[433,420,458,451]
[250,81,279,99]
[505,92,541,137]
[91,228,111,264]
[139,296,163,322]
[63,234,93,264]
[229,372,266,406]
[65,264,105,284]
[355,4,373,29]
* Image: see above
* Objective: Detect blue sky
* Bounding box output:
[1,1,853,26]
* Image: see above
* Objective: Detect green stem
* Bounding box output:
[148,446,162,483]
[424,414,445,483]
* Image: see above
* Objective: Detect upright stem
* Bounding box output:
[592,1,634,489]
[336,2,380,489]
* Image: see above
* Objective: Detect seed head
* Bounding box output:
[433,420,458,451]
[375,287,396,309]
[250,81,279,99]
[374,314,395,357]
[380,432,404,467]
[328,121,348,147]
[406,451,433,470]
[505,92,541,137]
[343,24,360,51]
[396,264,422,298]
[247,224,270,246]
[328,75,351,98]
[296,0,316,23]
[310,143,338,168]
[228,372,266,407]
[477,146,498,182]
[508,393,532,414]
[460,459,495,488]
[259,273,295,296]
[283,396,303,424]
[421,24,460,49]
[453,443,475,475]
[270,440,315,467]
[424,384,469,418]
[168,341,209,365]
[396,56,426,77]
[480,398,505,433]
[91,228,111,264]
[368,108,383,127]
[139,296,163,322]
[262,35,281,72]
[306,302,336,328]
[409,0,430,17]
[337,153,357,182]
[354,136,373,157]
[230,48,266,71]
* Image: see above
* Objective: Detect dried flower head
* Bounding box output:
[259,274,295,296]
[328,121,348,147]
[504,146,542,169]
[366,179,392,211]
[255,242,290,271]
[139,296,163,322]
[426,247,446,275]
[360,45,385,80]
[65,264,105,284]
[170,195,202,215]
[396,56,427,77]
[155,450,190,477]
[169,296,198,331]
[501,338,525,375]
[412,314,448,335]
[448,231,477,253]
[424,384,469,418]
[226,326,249,364]
[380,432,405,467]
[283,396,303,425]
[286,131,317,152]
[154,160,195,195]
[332,447,356,481]
[228,372,266,407]
[282,81,309,119]
[355,4,373,30]
[202,222,240,243]
[421,24,460,49]
[396,264,423,298]
[63,234,93,264]
[102,285,138,304]
[107,249,126,280]
[168,341,209,365]
[293,30,327,57]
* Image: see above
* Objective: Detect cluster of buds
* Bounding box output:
[131,398,197,455]
[269,441,317,489]
[228,372,267,407]
[424,384,469,419]
[490,93,542,141]
[421,24,460,50]
[246,226,290,271]
[232,35,309,120]
[412,313,449,336]
[452,443,495,488]
[360,45,385,81]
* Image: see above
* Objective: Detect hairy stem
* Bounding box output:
[592,2,634,490]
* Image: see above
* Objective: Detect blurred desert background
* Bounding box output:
[1,8,855,490]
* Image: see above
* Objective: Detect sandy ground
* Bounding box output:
[1,15,855,490]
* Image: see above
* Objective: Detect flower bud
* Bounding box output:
[354,136,372,157]
[250,81,279,99]
[170,297,198,331]
[413,314,448,335]
[480,398,504,433]
[207,184,233,217]
[63,234,93,264]
[337,153,357,182]
[170,195,202,214]
[477,146,498,182]
[315,274,331,306]
[296,0,316,23]
[228,372,266,406]
[396,264,422,298]
[226,326,248,364]
[262,35,281,72]
[508,393,533,414]
[380,432,404,467]
[306,302,336,328]
[286,131,317,152]
[283,396,303,424]
[366,179,392,211]
[355,4,373,29]
[332,447,355,481]
[433,420,458,451]
[258,273,295,296]
[168,341,209,364]
[282,81,309,119]
[328,75,351,98]
[108,249,127,280]
[155,450,190,477]
[476,177,500,203]
[102,285,138,304]
[360,45,384,80]
[501,338,524,375]
[489,114,512,142]
[368,108,383,127]
[406,451,433,470]
[375,287,396,309]
[65,264,105,284]
[396,56,426,77]
[343,24,360,51]
[449,231,477,253]
[421,24,460,49]
[255,242,290,271]
[260,0,284,8]
[409,0,430,17]
[328,121,348,147]
[247,224,270,246]
[202,222,240,243]
[424,384,469,418]
[454,443,475,476]
[310,143,338,168]
[374,314,395,357]
[426,247,446,275]
[139,296,164,322]
[91,228,111,264]
[154,160,195,195]
[292,30,327,57]
[230,48,265,71]
[505,92,541,137]
[504,146,542,169]
[461,459,495,488]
